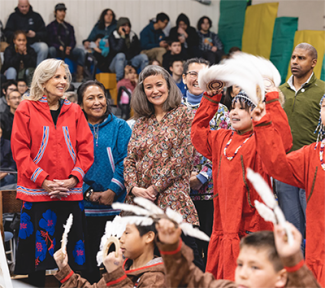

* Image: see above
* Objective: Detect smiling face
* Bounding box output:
[143,74,169,110]
[290,48,316,79]
[43,65,68,99]
[119,224,147,260]
[13,33,27,48]
[229,100,253,132]
[235,246,286,288]
[81,85,107,124]
[183,62,208,96]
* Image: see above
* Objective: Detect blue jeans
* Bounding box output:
[48,46,86,67]
[30,42,48,65]
[275,180,306,254]
[109,53,148,81]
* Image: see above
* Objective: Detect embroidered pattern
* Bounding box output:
[19,212,34,239]
[62,126,76,163]
[112,178,124,190]
[39,96,47,103]
[73,240,86,265]
[64,99,71,106]
[72,167,85,178]
[31,167,43,183]
[17,186,82,197]
[224,132,254,161]
[320,140,325,171]
[107,147,115,172]
[33,126,49,164]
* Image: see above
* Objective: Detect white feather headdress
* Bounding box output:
[198,53,265,105]
[246,168,293,245]
[112,198,210,242]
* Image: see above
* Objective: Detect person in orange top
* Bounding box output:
[191,88,292,280]
[252,94,325,286]
[11,59,94,287]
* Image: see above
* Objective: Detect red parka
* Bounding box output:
[254,113,325,286]
[11,96,94,202]
[191,91,292,280]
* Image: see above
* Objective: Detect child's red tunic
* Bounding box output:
[191,91,292,280]
[254,113,325,286]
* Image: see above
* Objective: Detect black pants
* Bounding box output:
[83,215,115,284]
[193,200,214,270]
[181,230,205,272]
[202,50,223,64]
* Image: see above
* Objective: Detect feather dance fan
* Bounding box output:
[246,168,293,245]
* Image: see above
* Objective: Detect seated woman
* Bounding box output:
[83,9,117,50]
[169,13,200,58]
[1,30,36,86]
[77,80,132,284]
[124,65,204,270]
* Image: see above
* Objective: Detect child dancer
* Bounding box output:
[252,94,325,286]
[191,84,292,279]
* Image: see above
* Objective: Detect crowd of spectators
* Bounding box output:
[1,0,224,84]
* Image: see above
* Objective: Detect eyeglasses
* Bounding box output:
[9,96,22,101]
[185,71,199,79]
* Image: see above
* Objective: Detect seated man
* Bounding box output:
[140,12,169,64]
[5,0,48,65]
[162,38,188,73]
[169,58,186,96]
[0,80,17,113]
[47,3,85,82]
[17,78,28,95]
[2,89,22,140]
[108,17,148,81]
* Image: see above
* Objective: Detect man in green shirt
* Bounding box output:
[276,43,325,254]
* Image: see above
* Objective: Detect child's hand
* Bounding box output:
[103,249,124,273]
[251,102,266,122]
[156,218,182,245]
[54,248,68,270]
[274,222,302,258]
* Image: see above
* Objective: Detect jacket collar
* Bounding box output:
[123,257,164,275]
[35,95,72,114]
[285,72,316,92]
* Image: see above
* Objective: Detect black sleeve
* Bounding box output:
[22,46,37,68]
[187,27,200,47]
[34,13,47,42]
[4,14,16,42]
[109,33,125,53]
[2,46,21,72]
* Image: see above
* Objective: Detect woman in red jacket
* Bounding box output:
[11,59,94,287]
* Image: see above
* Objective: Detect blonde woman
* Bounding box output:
[11,59,94,287]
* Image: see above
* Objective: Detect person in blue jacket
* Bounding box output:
[77,80,132,284]
[140,12,169,64]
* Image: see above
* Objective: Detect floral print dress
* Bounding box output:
[124,105,199,225]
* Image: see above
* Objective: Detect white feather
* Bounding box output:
[198,58,264,105]
[118,216,154,226]
[254,200,276,224]
[246,168,277,209]
[232,53,281,87]
[61,213,73,254]
[112,202,151,216]
[274,206,294,246]
[97,216,126,266]
[166,207,184,224]
[180,222,210,242]
[134,197,164,215]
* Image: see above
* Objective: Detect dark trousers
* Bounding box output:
[83,215,115,284]
[193,200,214,270]
[202,50,223,64]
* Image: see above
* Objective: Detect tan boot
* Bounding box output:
[76,65,84,82]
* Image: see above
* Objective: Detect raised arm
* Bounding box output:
[191,93,222,160]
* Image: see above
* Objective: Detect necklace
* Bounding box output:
[320,140,325,170]
[92,125,99,147]
[224,131,253,161]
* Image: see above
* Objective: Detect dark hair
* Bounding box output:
[169,57,184,69]
[136,222,157,237]
[240,231,283,272]
[2,80,17,95]
[295,43,318,60]
[183,58,210,74]
[17,78,27,84]
[221,87,234,110]
[231,95,254,112]
[131,65,182,119]
[166,37,181,47]
[7,89,20,100]
[98,9,116,30]
[197,16,212,31]
[227,46,241,58]
[94,33,105,42]
[149,59,161,66]
[13,30,27,40]
[156,12,169,23]
[77,80,111,119]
